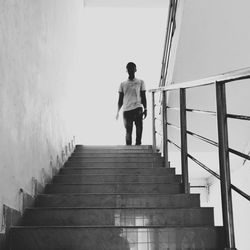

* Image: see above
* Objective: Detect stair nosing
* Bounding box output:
[61,167,171,170]
[46,183,181,186]
[55,174,180,176]
[38,192,195,196]
[26,207,213,210]
[11,225,222,229]
[51,183,180,185]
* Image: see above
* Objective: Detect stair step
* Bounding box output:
[64,161,166,168]
[70,153,161,158]
[35,193,201,208]
[67,157,164,163]
[75,145,153,150]
[44,183,183,194]
[73,149,155,153]
[22,207,214,226]
[10,226,224,250]
[8,143,223,249]
[52,174,181,184]
[60,167,174,175]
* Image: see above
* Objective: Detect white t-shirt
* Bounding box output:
[118,78,146,112]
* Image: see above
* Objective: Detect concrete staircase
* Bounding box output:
[9,145,224,249]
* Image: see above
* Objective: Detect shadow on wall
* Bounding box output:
[0,139,75,250]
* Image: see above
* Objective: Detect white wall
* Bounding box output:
[207,162,250,250]
[172,0,250,83]
[166,0,250,248]
[84,0,168,8]
[167,0,250,154]
[76,7,168,145]
[0,0,85,228]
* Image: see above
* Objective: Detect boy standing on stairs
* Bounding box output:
[116,62,147,145]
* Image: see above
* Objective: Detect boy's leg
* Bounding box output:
[123,111,133,145]
[134,108,143,145]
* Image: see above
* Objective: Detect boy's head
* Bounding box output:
[126,62,137,74]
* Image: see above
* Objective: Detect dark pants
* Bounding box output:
[123,107,143,145]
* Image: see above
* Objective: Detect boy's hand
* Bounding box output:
[143,109,147,119]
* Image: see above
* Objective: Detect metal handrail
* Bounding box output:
[227,114,250,120]
[167,106,217,116]
[151,67,250,92]
[167,122,218,147]
[155,131,163,137]
[150,66,250,249]
[167,138,220,178]
[231,184,250,201]
[159,0,178,87]
[167,122,250,161]
[168,139,250,202]
[228,148,250,161]
[186,108,216,116]
[155,117,162,123]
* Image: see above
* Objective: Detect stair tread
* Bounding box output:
[55,173,179,176]
[61,168,172,171]
[70,154,161,157]
[12,225,221,229]
[46,182,181,185]
[62,167,169,169]
[26,207,211,210]
[38,193,197,196]
[75,145,153,148]
[39,192,185,195]
[10,226,224,249]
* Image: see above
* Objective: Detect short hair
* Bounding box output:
[126,62,136,70]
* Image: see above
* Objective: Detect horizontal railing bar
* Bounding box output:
[167,123,218,148]
[227,114,250,121]
[167,142,250,201]
[186,108,217,116]
[167,106,216,116]
[190,186,207,188]
[149,67,250,93]
[156,131,163,137]
[167,139,221,179]
[231,184,250,201]
[166,106,179,110]
[228,148,250,161]
[167,122,179,130]
[187,131,218,147]
[167,139,181,150]
[155,117,162,122]
[187,153,221,180]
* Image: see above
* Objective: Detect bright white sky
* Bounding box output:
[71,7,168,145]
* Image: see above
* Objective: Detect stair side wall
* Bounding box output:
[0,0,85,238]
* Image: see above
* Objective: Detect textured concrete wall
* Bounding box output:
[0,0,84,229]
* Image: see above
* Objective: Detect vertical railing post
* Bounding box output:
[180,88,189,193]
[162,90,169,168]
[152,92,156,152]
[216,82,237,250]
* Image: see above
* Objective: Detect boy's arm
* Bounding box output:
[141,90,147,119]
[116,92,124,120]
